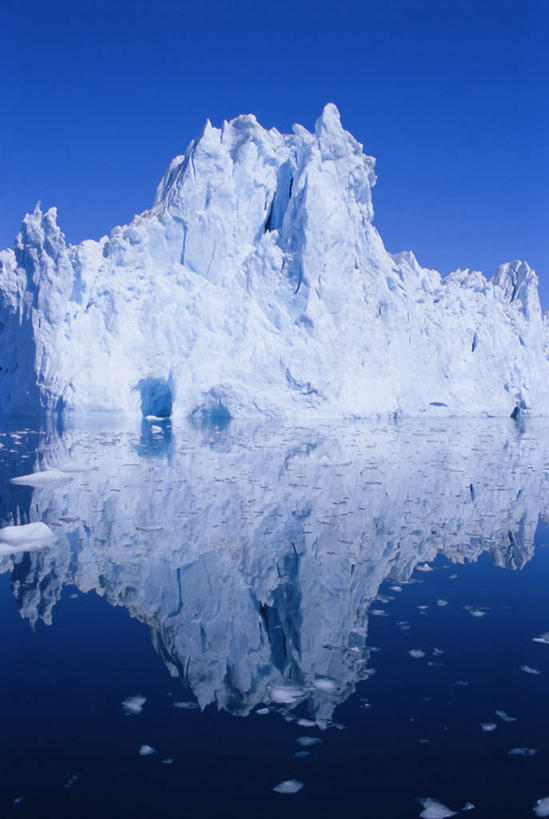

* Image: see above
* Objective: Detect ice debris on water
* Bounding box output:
[312,677,336,692]
[532,633,549,645]
[534,797,549,817]
[508,747,537,756]
[122,695,147,715]
[294,751,311,758]
[418,797,457,818]
[496,710,517,722]
[138,745,156,756]
[480,723,497,732]
[172,701,199,710]
[409,649,426,658]
[270,685,305,705]
[0,522,57,556]
[436,600,448,607]
[297,718,316,727]
[256,707,270,715]
[521,665,541,674]
[162,758,175,764]
[416,564,434,572]
[296,736,323,747]
[63,774,79,789]
[273,780,303,794]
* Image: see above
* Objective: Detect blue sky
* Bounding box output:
[1,0,547,303]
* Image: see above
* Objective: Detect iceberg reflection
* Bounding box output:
[1,418,548,724]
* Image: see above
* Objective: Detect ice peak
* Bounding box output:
[315,102,343,136]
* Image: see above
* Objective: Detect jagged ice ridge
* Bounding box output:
[1,104,547,419]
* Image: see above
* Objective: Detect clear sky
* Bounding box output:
[1,0,548,302]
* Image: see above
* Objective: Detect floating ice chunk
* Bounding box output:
[172,701,199,710]
[56,463,98,473]
[312,677,336,692]
[466,608,486,618]
[13,797,23,805]
[10,470,73,487]
[371,609,388,616]
[417,797,457,818]
[496,710,517,722]
[480,723,497,732]
[508,747,537,756]
[296,736,323,747]
[534,797,549,817]
[433,648,444,656]
[390,585,403,592]
[63,774,79,789]
[138,745,156,756]
[462,804,475,811]
[532,633,549,645]
[256,707,270,715]
[409,649,426,659]
[151,425,163,433]
[122,695,147,715]
[273,780,303,794]
[297,718,316,727]
[162,758,175,764]
[0,522,57,555]
[436,600,448,607]
[416,564,434,572]
[135,525,164,532]
[521,665,541,674]
[270,685,305,705]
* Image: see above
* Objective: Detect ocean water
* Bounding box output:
[0,417,548,818]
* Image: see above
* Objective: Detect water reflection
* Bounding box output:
[1,418,548,725]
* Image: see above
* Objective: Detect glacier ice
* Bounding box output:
[1,104,548,419]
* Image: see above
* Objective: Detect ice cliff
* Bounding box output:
[0,103,547,419]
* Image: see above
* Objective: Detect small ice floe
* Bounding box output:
[122,695,147,715]
[273,779,303,794]
[371,609,388,616]
[416,564,434,572]
[138,745,156,756]
[297,718,316,728]
[135,525,164,532]
[480,723,497,732]
[417,797,457,818]
[496,710,517,722]
[312,677,336,692]
[409,649,426,659]
[172,701,199,710]
[508,747,537,756]
[151,425,163,433]
[63,774,79,789]
[256,707,270,716]
[390,585,403,592]
[436,600,448,607]
[13,797,23,805]
[162,758,175,765]
[10,470,73,487]
[433,648,444,656]
[462,804,475,812]
[294,750,311,758]
[270,685,305,705]
[534,797,549,817]
[0,522,57,556]
[465,606,486,618]
[296,736,323,747]
[521,665,541,675]
[532,633,549,645]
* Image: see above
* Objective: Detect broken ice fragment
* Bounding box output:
[172,701,199,710]
[296,736,323,747]
[122,695,147,715]
[480,723,497,732]
[534,797,549,817]
[508,747,537,756]
[521,665,541,674]
[417,797,457,818]
[532,633,549,645]
[138,745,156,756]
[270,685,305,705]
[162,758,175,764]
[312,677,336,692]
[409,649,426,658]
[273,780,303,794]
[496,710,517,722]
[0,522,57,555]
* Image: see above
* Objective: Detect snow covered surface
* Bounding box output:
[0,522,56,556]
[1,104,547,419]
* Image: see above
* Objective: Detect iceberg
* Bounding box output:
[0,105,547,419]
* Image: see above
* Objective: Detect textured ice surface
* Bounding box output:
[273,780,303,794]
[1,105,548,419]
[534,798,549,817]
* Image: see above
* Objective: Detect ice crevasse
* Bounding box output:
[0,103,547,419]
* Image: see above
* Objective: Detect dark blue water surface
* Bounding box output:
[0,417,548,819]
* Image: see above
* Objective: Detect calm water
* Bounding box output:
[1,417,548,818]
